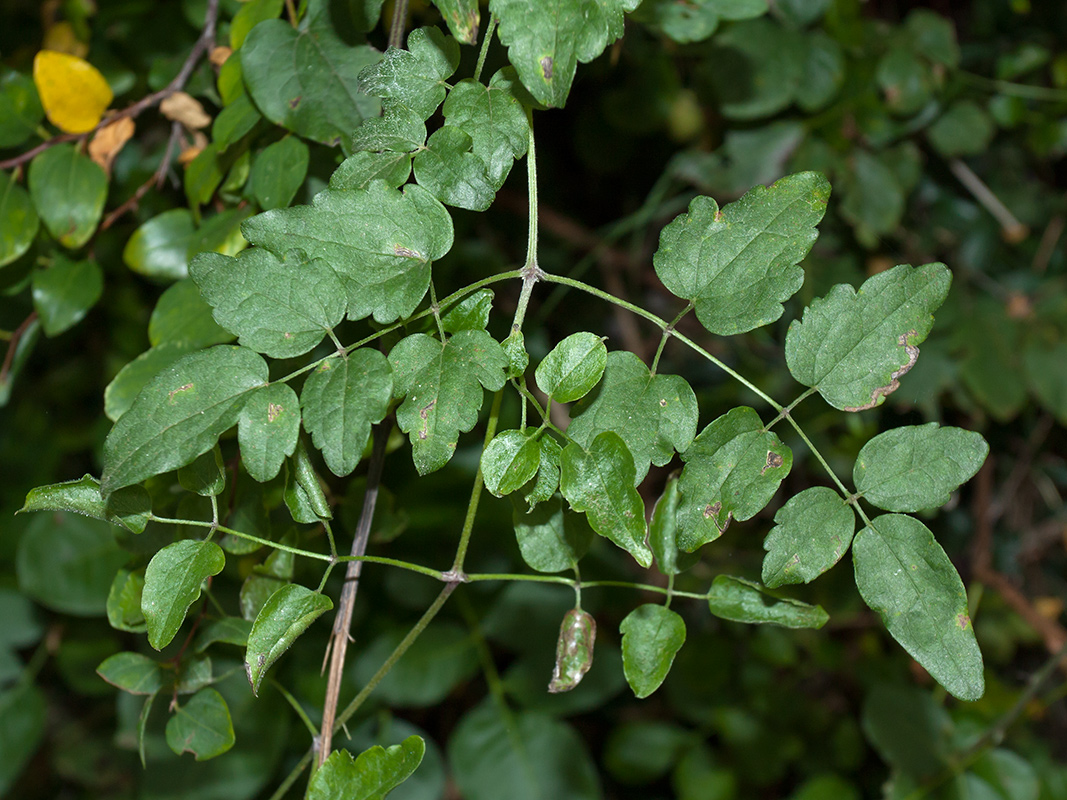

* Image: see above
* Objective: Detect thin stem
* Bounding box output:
[322,519,338,559]
[651,304,692,374]
[948,158,1028,240]
[388,0,409,49]
[464,572,709,600]
[429,280,447,340]
[450,390,504,573]
[765,387,817,429]
[958,71,1067,102]
[270,679,319,738]
[510,109,542,336]
[473,15,498,84]
[780,414,870,525]
[0,312,38,387]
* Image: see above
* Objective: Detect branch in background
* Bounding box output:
[0,312,39,388]
[948,159,1029,244]
[100,121,184,230]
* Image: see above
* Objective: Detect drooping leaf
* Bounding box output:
[357,26,460,121]
[853,424,989,513]
[512,494,594,573]
[245,583,332,695]
[762,486,855,588]
[31,256,103,336]
[567,351,698,484]
[308,736,426,800]
[548,608,596,693]
[148,278,235,350]
[249,136,309,210]
[0,169,39,268]
[141,540,226,650]
[442,69,530,188]
[433,0,480,44]
[101,346,269,494]
[560,431,652,567]
[242,181,453,323]
[165,688,235,761]
[785,263,951,412]
[20,474,151,533]
[240,17,381,148]
[706,575,828,629]
[191,248,345,358]
[390,330,508,475]
[28,143,108,249]
[33,50,112,133]
[620,604,686,699]
[653,172,829,335]
[412,126,496,211]
[524,434,563,508]
[676,406,792,552]
[238,383,301,482]
[178,447,226,497]
[852,514,984,701]
[535,332,607,404]
[107,568,147,632]
[490,0,641,108]
[481,429,541,497]
[97,652,164,695]
[300,349,393,477]
[648,475,699,576]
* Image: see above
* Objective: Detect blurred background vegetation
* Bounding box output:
[2,0,1066,797]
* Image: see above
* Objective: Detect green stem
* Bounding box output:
[651,304,693,374]
[472,15,498,84]
[270,679,319,738]
[510,109,542,336]
[451,389,503,573]
[958,71,1067,102]
[780,415,870,525]
[429,280,447,340]
[464,572,708,600]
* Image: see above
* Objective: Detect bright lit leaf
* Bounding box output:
[245,584,332,695]
[238,383,301,483]
[481,429,541,497]
[20,474,151,534]
[308,736,425,800]
[142,540,226,650]
[535,332,607,404]
[620,604,686,698]
[33,50,113,134]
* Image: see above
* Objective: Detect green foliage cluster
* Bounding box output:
[3,1,1067,798]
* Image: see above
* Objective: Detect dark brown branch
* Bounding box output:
[100,120,184,231]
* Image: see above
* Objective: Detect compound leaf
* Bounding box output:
[785,263,951,411]
[390,330,508,475]
[535,332,607,404]
[442,70,530,188]
[567,351,698,484]
[653,172,829,335]
[101,346,268,494]
[308,736,426,800]
[560,431,652,568]
[142,540,226,650]
[413,126,495,211]
[28,143,108,249]
[676,406,792,552]
[762,486,855,588]
[854,424,989,513]
[300,349,393,477]
[165,688,235,761]
[706,575,828,629]
[245,583,332,695]
[238,383,301,482]
[853,514,984,701]
[620,604,686,699]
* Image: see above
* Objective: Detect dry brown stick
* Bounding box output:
[948,159,1029,243]
[0,0,219,172]
[317,423,390,766]
[100,120,184,231]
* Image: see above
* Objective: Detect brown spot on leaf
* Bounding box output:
[703,501,721,519]
[394,244,421,258]
[762,451,784,474]
[714,209,725,223]
[267,402,282,423]
[167,383,194,403]
[417,400,435,440]
[540,56,553,80]
[659,398,667,407]
[844,331,920,412]
[288,96,301,110]
[956,613,971,630]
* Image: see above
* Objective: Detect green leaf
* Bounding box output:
[149,278,235,349]
[31,256,103,336]
[230,0,284,49]
[178,447,226,497]
[762,487,855,588]
[490,0,640,108]
[123,209,195,281]
[481,429,541,497]
[706,575,829,629]
[1024,339,1067,425]
[142,540,226,650]
[927,101,995,158]
[245,583,332,695]
[16,512,129,616]
[862,683,952,780]
[560,431,652,567]
[97,651,164,695]
[653,172,829,335]
[238,383,301,482]
[194,616,253,652]
[548,608,596,693]
[107,568,147,632]
[101,345,269,494]
[21,474,151,533]
[351,105,427,153]
[358,27,460,120]
[413,126,496,211]
[288,439,333,520]
[535,332,607,403]
[240,18,381,148]
[165,688,235,761]
[249,136,309,210]
[524,434,562,508]
[619,604,686,699]
[191,248,345,358]
[442,288,494,334]
[0,68,43,148]
[301,349,393,477]
[390,330,508,474]
[567,351,698,484]
[634,0,768,44]
[28,143,107,249]
[648,475,699,576]
[330,151,413,190]
[104,344,191,422]
[308,736,426,800]
[433,0,480,44]
[796,31,844,112]
[442,70,530,188]
[838,151,905,244]
[0,168,40,268]
[242,181,453,323]
[676,406,792,552]
[785,263,951,412]
[854,424,989,513]
[852,513,984,701]
[213,91,261,150]
[512,494,593,573]
[0,683,45,795]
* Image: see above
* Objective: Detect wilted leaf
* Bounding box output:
[160,91,211,129]
[535,332,607,404]
[706,575,828,629]
[88,116,135,174]
[548,608,596,693]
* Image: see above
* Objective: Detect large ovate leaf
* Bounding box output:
[357,26,459,121]
[249,136,309,211]
[165,688,235,761]
[238,383,301,482]
[142,540,226,650]
[535,332,607,404]
[191,248,345,358]
[762,486,855,588]
[512,494,594,573]
[854,424,989,513]
[442,70,530,188]
[560,431,652,568]
[567,351,698,484]
[20,474,151,534]
[489,0,641,108]
[653,172,829,335]
[148,278,235,350]
[620,604,686,699]
[122,208,195,281]
[301,349,394,477]
[390,330,507,475]
[308,736,426,800]
[101,346,269,494]
[240,17,381,148]
[706,575,828,629]
[0,169,39,267]
[852,513,984,701]
[785,263,951,411]
[242,181,453,323]
[676,406,792,552]
[28,144,108,249]
[245,584,332,695]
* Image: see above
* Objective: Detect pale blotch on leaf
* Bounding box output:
[167,383,194,403]
[845,330,920,412]
[267,402,282,423]
[540,56,553,80]
[762,451,784,474]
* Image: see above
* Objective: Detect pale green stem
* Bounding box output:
[472,15,498,84]
[651,304,693,374]
[510,109,542,336]
[450,389,504,573]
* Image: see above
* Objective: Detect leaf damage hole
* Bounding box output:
[167,383,194,403]
[540,56,553,80]
[703,501,721,519]
[762,451,784,474]
[267,402,282,423]
[844,330,920,412]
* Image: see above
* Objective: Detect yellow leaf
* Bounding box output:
[33,50,113,134]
